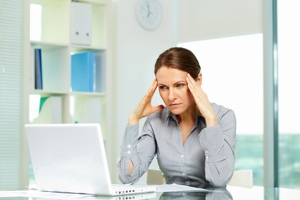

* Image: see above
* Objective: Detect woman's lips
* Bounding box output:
[169,103,180,107]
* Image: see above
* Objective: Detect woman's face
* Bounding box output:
[156,66,199,115]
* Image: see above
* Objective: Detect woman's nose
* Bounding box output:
[168,88,176,100]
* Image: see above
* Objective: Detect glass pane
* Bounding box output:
[179,34,264,185]
[277,0,300,189]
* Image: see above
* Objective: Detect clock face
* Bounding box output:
[135,0,163,31]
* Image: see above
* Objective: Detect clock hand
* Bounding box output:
[147,4,151,17]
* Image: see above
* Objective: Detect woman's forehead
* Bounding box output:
[156,67,187,84]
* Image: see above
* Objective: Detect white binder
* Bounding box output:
[71,2,92,46]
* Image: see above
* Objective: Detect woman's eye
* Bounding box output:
[159,86,168,91]
[176,83,185,88]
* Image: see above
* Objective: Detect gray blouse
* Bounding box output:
[117,103,236,187]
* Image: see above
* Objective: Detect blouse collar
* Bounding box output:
[164,109,203,127]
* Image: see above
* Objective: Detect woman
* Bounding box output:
[117,47,236,187]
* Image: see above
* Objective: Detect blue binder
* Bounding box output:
[34,48,43,90]
[71,52,95,92]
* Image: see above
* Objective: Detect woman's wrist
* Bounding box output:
[205,114,218,127]
[128,114,140,125]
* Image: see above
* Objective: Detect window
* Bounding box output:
[0,0,24,189]
[179,34,264,185]
[277,0,300,189]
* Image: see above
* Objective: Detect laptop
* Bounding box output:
[24,123,156,196]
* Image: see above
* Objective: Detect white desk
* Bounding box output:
[1,186,300,200]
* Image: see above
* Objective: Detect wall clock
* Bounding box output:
[135,0,163,31]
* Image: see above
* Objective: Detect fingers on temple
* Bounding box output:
[186,74,199,94]
[145,80,157,99]
[186,74,206,101]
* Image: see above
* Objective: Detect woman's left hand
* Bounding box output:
[186,73,218,127]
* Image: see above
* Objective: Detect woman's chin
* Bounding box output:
[168,107,184,115]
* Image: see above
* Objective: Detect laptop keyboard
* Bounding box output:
[111,184,155,195]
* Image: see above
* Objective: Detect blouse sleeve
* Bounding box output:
[117,120,157,184]
[199,109,237,187]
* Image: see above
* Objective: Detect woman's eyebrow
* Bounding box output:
[158,80,186,86]
[173,80,186,85]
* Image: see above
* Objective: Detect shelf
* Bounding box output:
[30,89,68,96]
[25,0,113,185]
[70,45,106,52]
[31,41,69,49]
[78,0,110,4]
[70,91,106,97]
[27,0,110,122]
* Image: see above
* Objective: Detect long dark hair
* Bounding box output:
[154,47,201,79]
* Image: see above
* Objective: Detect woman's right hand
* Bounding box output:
[128,79,164,125]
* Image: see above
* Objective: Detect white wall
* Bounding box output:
[178,0,262,42]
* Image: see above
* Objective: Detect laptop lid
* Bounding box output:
[25,123,121,195]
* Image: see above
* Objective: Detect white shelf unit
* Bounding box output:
[23,0,116,185]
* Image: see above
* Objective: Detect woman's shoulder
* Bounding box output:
[211,102,236,130]
[147,107,170,122]
[211,102,235,116]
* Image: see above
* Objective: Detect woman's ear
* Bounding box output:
[196,73,202,86]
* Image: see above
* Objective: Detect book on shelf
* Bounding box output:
[34,48,43,90]
[71,51,98,92]
[33,96,62,124]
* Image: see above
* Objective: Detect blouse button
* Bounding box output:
[181,154,184,158]
[127,151,131,154]
[127,144,131,148]
[205,150,209,160]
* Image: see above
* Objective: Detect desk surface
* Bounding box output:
[1,186,300,200]
[158,186,300,200]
